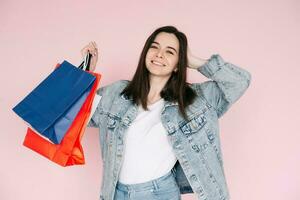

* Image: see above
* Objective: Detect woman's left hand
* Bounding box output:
[187,47,208,69]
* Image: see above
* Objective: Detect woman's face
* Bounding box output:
[145,32,179,78]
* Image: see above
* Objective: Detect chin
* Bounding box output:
[149,70,172,77]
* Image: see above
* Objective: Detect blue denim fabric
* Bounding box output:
[89,54,252,200]
[113,169,181,200]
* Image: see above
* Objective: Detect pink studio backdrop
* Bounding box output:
[1,0,299,200]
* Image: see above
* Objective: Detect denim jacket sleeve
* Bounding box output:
[87,80,127,127]
[194,54,252,118]
[87,87,105,128]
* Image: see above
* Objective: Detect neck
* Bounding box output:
[148,74,170,100]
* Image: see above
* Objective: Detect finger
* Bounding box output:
[93,41,97,49]
[91,49,97,56]
[92,42,98,51]
[91,43,98,55]
[89,44,95,53]
[90,41,95,47]
[86,44,93,54]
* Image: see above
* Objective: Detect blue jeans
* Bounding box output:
[113,169,181,200]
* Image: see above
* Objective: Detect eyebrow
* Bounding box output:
[152,41,177,53]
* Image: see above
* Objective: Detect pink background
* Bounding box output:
[1,0,299,199]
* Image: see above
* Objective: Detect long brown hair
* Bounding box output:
[120,25,197,121]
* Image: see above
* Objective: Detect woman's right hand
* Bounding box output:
[80,41,99,72]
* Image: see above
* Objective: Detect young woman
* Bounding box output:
[84,26,251,200]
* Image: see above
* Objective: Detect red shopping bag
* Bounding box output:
[23,68,101,167]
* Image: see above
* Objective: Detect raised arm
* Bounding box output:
[190,53,252,118]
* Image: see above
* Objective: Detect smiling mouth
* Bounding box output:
[151,60,166,67]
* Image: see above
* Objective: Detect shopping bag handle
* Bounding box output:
[78,52,92,71]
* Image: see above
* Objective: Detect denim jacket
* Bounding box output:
[88,54,251,200]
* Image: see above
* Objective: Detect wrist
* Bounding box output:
[188,54,208,69]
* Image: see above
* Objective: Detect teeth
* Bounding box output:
[152,61,165,66]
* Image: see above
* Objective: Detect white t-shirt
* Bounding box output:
[118,98,178,184]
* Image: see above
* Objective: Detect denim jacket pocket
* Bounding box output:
[107,115,118,129]
[180,114,207,137]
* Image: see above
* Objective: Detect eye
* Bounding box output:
[150,45,158,49]
[167,50,174,55]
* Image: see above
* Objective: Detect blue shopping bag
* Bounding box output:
[12,57,95,144]
[50,84,91,143]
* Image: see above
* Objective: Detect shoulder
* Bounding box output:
[97,80,129,95]
[95,80,130,111]
[190,81,216,107]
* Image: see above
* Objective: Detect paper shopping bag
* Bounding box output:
[12,60,95,144]
[23,71,101,167]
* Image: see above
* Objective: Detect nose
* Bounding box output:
[156,49,163,58]
[155,50,164,58]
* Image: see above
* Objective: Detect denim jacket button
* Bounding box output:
[168,123,176,132]
[207,133,215,142]
[190,174,197,181]
[108,117,116,126]
[192,144,200,152]
[123,117,131,125]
